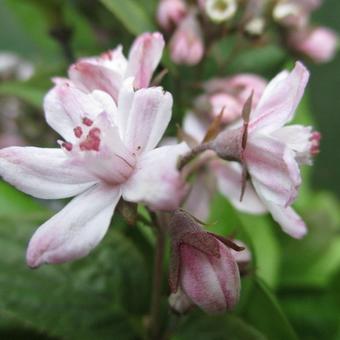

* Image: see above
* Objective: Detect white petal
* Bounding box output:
[183,111,207,143]
[122,143,189,210]
[211,160,266,214]
[126,32,165,88]
[124,87,173,154]
[265,201,307,238]
[0,147,96,199]
[184,172,215,221]
[246,133,301,207]
[250,62,309,133]
[26,184,121,268]
[271,125,313,164]
[44,83,115,141]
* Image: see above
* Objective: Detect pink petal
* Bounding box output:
[126,32,165,88]
[245,134,301,207]
[250,62,309,133]
[26,184,121,268]
[123,87,173,154]
[265,201,307,238]
[122,143,188,210]
[211,160,266,214]
[0,147,96,199]
[69,61,123,102]
[184,172,215,221]
[44,83,117,141]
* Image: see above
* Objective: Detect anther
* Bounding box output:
[82,117,93,126]
[74,126,83,138]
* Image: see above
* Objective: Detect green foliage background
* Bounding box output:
[0,0,339,339]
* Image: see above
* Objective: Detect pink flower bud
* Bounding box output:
[169,14,204,65]
[168,210,241,314]
[156,0,188,31]
[288,27,338,63]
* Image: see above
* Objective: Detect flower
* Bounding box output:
[168,209,241,314]
[169,13,204,65]
[182,111,266,221]
[0,78,188,268]
[288,27,338,63]
[68,32,165,101]
[212,62,319,238]
[156,0,188,31]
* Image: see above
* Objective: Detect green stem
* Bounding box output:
[149,214,165,340]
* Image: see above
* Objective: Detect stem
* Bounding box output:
[177,143,211,171]
[149,213,166,340]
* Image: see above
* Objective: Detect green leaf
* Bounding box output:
[100,0,155,35]
[0,195,149,339]
[243,278,298,340]
[173,312,266,340]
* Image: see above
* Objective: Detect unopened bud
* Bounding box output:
[205,0,238,23]
[168,209,241,314]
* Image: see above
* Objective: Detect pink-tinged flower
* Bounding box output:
[169,14,204,65]
[196,74,267,124]
[212,62,319,238]
[168,209,241,314]
[0,79,188,268]
[288,27,338,63]
[156,0,188,31]
[182,112,266,220]
[68,32,164,101]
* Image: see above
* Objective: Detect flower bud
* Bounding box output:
[273,1,306,28]
[156,0,188,31]
[168,209,241,314]
[169,14,204,65]
[288,27,338,63]
[205,0,238,23]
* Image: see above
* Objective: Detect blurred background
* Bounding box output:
[0,0,339,339]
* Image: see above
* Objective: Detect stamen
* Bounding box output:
[74,126,83,138]
[82,117,93,126]
[79,127,101,151]
[62,142,73,151]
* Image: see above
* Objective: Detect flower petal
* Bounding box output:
[183,111,207,143]
[124,86,173,154]
[211,160,266,214]
[250,62,309,133]
[245,134,301,206]
[26,184,121,268]
[69,61,123,102]
[44,83,117,141]
[184,172,215,221]
[271,125,313,164]
[122,143,188,210]
[265,201,307,238]
[126,32,165,88]
[0,147,96,199]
